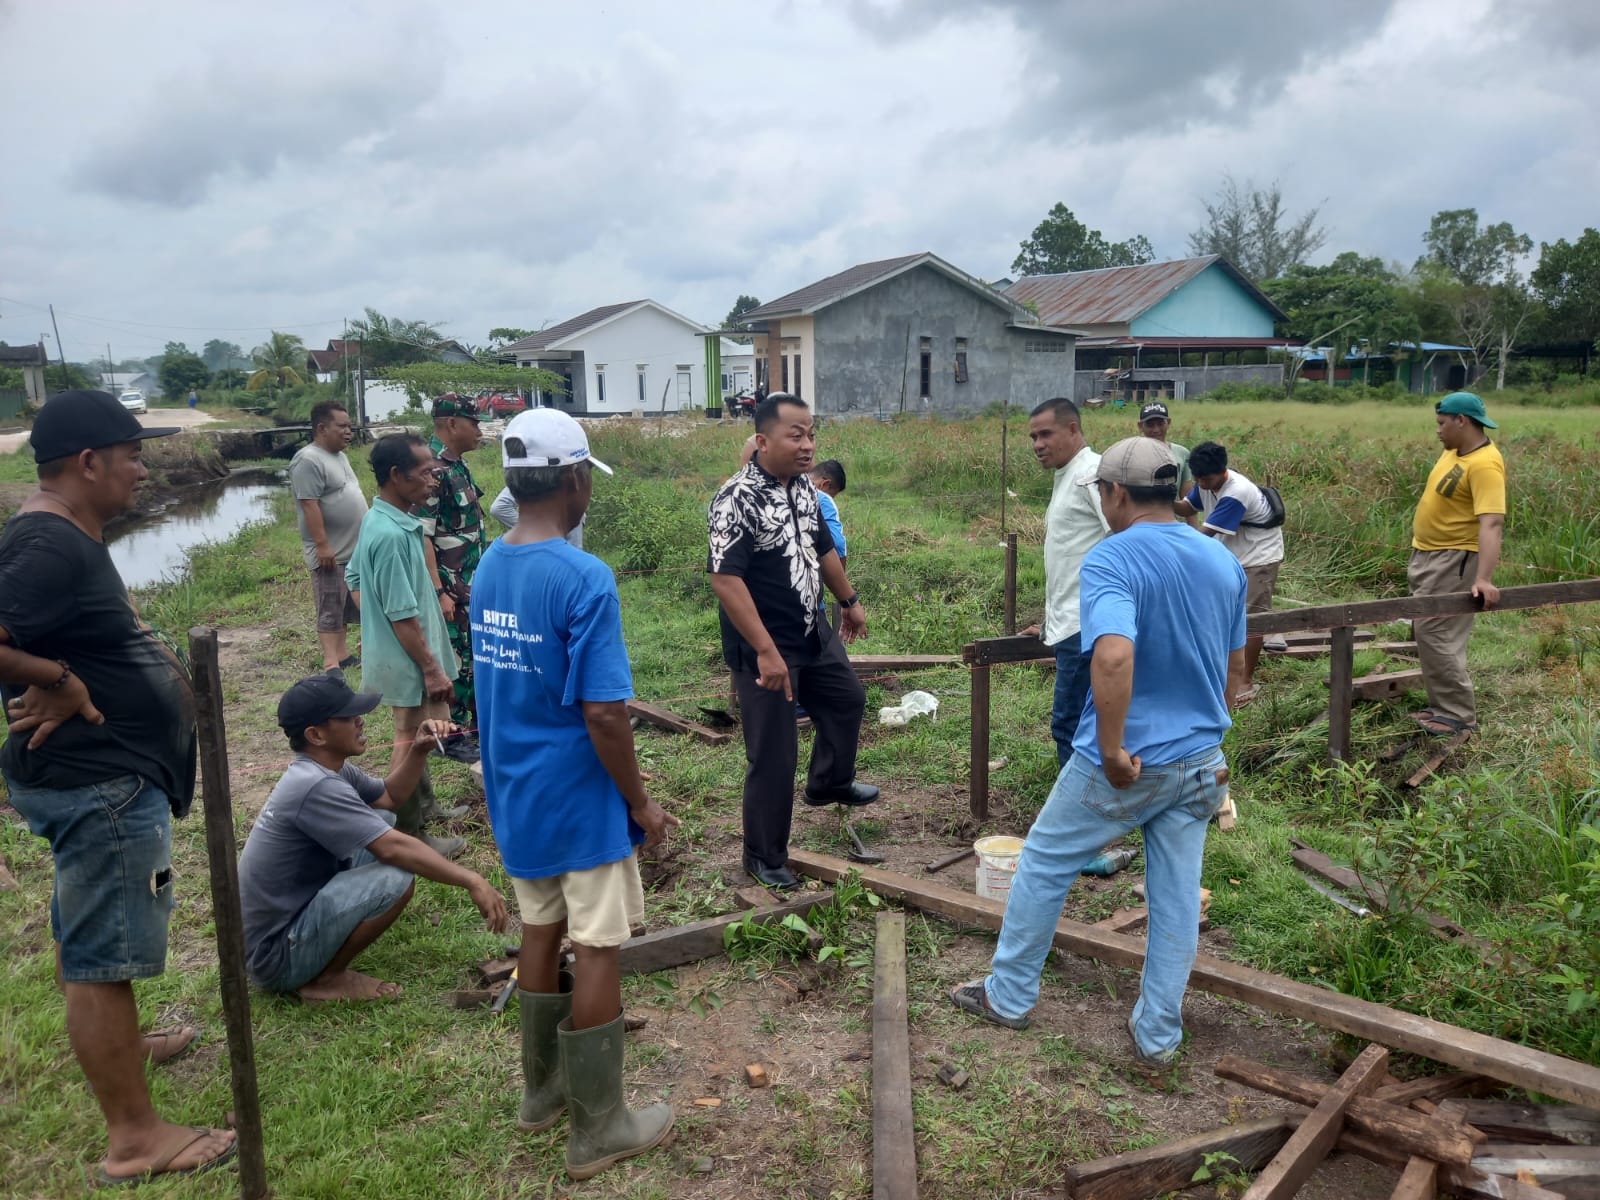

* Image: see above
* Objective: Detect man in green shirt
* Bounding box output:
[345,434,464,858]
[418,395,486,759]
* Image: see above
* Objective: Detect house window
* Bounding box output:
[637,366,647,405]
[919,337,932,399]
[954,338,969,384]
[793,355,802,400]
[595,365,606,406]
[781,355,788,393]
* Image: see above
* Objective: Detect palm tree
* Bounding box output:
[344,308,445,369]
[247,331,307,391]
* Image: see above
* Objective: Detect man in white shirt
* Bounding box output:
[1027,398,1110,764]
[1175,441,1285,701]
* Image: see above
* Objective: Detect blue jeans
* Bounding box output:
[263,823,413,992]
[1051,634,1093,766]
[4,772,174,983]
[983,746,1227,1059]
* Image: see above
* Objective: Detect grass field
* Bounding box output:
[1,398,1597,1197]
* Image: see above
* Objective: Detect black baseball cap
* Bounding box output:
[31,390,183,464]
[277,672,383,736]
[1138,401,1170,422]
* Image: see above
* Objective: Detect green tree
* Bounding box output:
[158,347,210,396]
[1187,175,1326,281]
[1531,228,1600,352]
[247,331,308,391]
[344,308,445,369]
[201,339,247,370]
[487,327,534,348]
[1263,254,1420,384]
[1416,209,1532,288]
[1011,203,1155,275]
[723,295,762,330]
[377,361,564,408]
[1415,209,1536,389]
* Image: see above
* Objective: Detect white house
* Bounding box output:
[496,300,721,416]
[718,339,755,399]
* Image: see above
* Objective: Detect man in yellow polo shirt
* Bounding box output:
[1409,392,1506,735]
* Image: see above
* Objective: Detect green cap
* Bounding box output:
[1435,391,1496,429]
[431,393,480,420]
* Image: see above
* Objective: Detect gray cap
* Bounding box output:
[1092,436,1180,487]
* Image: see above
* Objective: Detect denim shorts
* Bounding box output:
[264,849,414,993]
[4,772,174,983]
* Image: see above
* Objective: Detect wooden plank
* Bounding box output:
[1242,1043,1390,1199]
[1473,1145,1600,1172]
[1459,1102,1600,1146]
[1373,1074,1496,1107]
[1391,1155,1440,1200]
[1093,907,1149,934]
[969,664,990,820]
[1284,640,1417,660]
[1351,668,1427,700]
[1340,1130,1569,1199]
[963,634,1051,666]
[849,654,959,672]
[786,851,1600,1110]
[1405,730,1473,789]
[188,627,269,1199]
[616,892,832,976]
[735,885,782,909]
[872,912,917,1200]
[1329,625,1356,761]
[1283,629,1376,645]
[1216,1054,1476,1165]
[626,698,732,746]
[1064,1116,1296,1200]
[1248,578,1600,638]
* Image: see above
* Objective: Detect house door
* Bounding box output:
[676,369,692,410]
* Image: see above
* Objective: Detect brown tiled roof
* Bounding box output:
[1005,257,1285,327]
[499,303,644,355]
[307,348,343,371]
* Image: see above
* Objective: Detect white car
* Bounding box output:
[119,391,147,414]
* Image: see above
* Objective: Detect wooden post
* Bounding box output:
[1003,533,1018,635]
[969,664,990,820]
[1327,625,1355,762]
[872,912,917,1200]
[1242,1044,1388,1199]
[187,628,269,1199]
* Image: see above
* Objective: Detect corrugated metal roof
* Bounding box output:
[1005,256,1286,327]
[500,302,645,355]
[743,254,927,320]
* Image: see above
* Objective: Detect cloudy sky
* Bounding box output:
[2,0,1595,364]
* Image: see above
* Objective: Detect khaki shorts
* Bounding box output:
[1243,561,1281,614]
[511,853,644,948]
[312,565,360,633]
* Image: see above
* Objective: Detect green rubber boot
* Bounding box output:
[558,1014,674,1180]
[517,971,572,1133]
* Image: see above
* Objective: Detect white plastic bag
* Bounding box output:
[878,690,939,727]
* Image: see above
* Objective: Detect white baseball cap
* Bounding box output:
[501,408,613,474]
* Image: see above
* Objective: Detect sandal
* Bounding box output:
[1416,714,1478,736]
[96,1125,236,1188]
[1409,708,1436,724]
[143,1025,199,1067]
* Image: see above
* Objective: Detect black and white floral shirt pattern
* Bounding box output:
[707,457,837,670]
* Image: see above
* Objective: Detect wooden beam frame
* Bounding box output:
[786,851,1600,1109]
[613,892,832,976]
[1241,1043,1389,1199]
[1246,578,1600,637]
[625,698,731,746]
[1064,1116,1296,1200]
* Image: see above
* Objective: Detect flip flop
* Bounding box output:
[1416,714,1478,736]
[142,1025,199,1067]
[1233,685,1260,707]
[1409,708,1437,724]
[96,1125,237,1188]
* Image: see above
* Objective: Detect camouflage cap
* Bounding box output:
[431,393,480,420]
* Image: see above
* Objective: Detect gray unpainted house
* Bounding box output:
[738,252,1078,416]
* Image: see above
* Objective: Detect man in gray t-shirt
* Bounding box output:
[238,673,509,1001]
[290,401,369,670]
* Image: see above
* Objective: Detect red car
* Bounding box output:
[477,392,529,418]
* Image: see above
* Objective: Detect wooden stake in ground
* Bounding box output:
[1242,1043,1389,1199]
[872,911,917,1200]
[188,627,268,1200]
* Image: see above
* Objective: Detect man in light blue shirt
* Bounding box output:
[951,437,1246,1068]
[345,434,462,858]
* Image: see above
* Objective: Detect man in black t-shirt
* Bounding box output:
[0,391,235,1186]
[707,394,877,890]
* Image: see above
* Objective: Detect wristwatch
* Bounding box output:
[840,593,860,609]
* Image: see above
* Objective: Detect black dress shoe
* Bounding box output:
[802,780,880,808]
[743,855,800,891]
[443,734,480,765]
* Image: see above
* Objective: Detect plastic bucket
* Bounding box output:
[974,835,1024,902]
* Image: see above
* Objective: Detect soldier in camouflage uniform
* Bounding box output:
[419,395,486,762]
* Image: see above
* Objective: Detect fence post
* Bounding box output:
[187,627,269,1199]
[1327,625,1355,762]
[969,664,991,821]
[1003,534,1018,636]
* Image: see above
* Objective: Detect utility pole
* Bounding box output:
[107,343,114,391]
[48,304,69,389]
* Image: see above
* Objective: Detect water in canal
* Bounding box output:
[109,470,287,589]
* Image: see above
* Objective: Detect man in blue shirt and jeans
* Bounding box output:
[472,408,678,1181]
[949,437,1246,1068]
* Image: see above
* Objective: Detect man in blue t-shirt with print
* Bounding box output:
[470,408,677,1182]
[950,437,1247,1069]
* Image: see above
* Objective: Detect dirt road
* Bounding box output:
[0,406,216,455]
